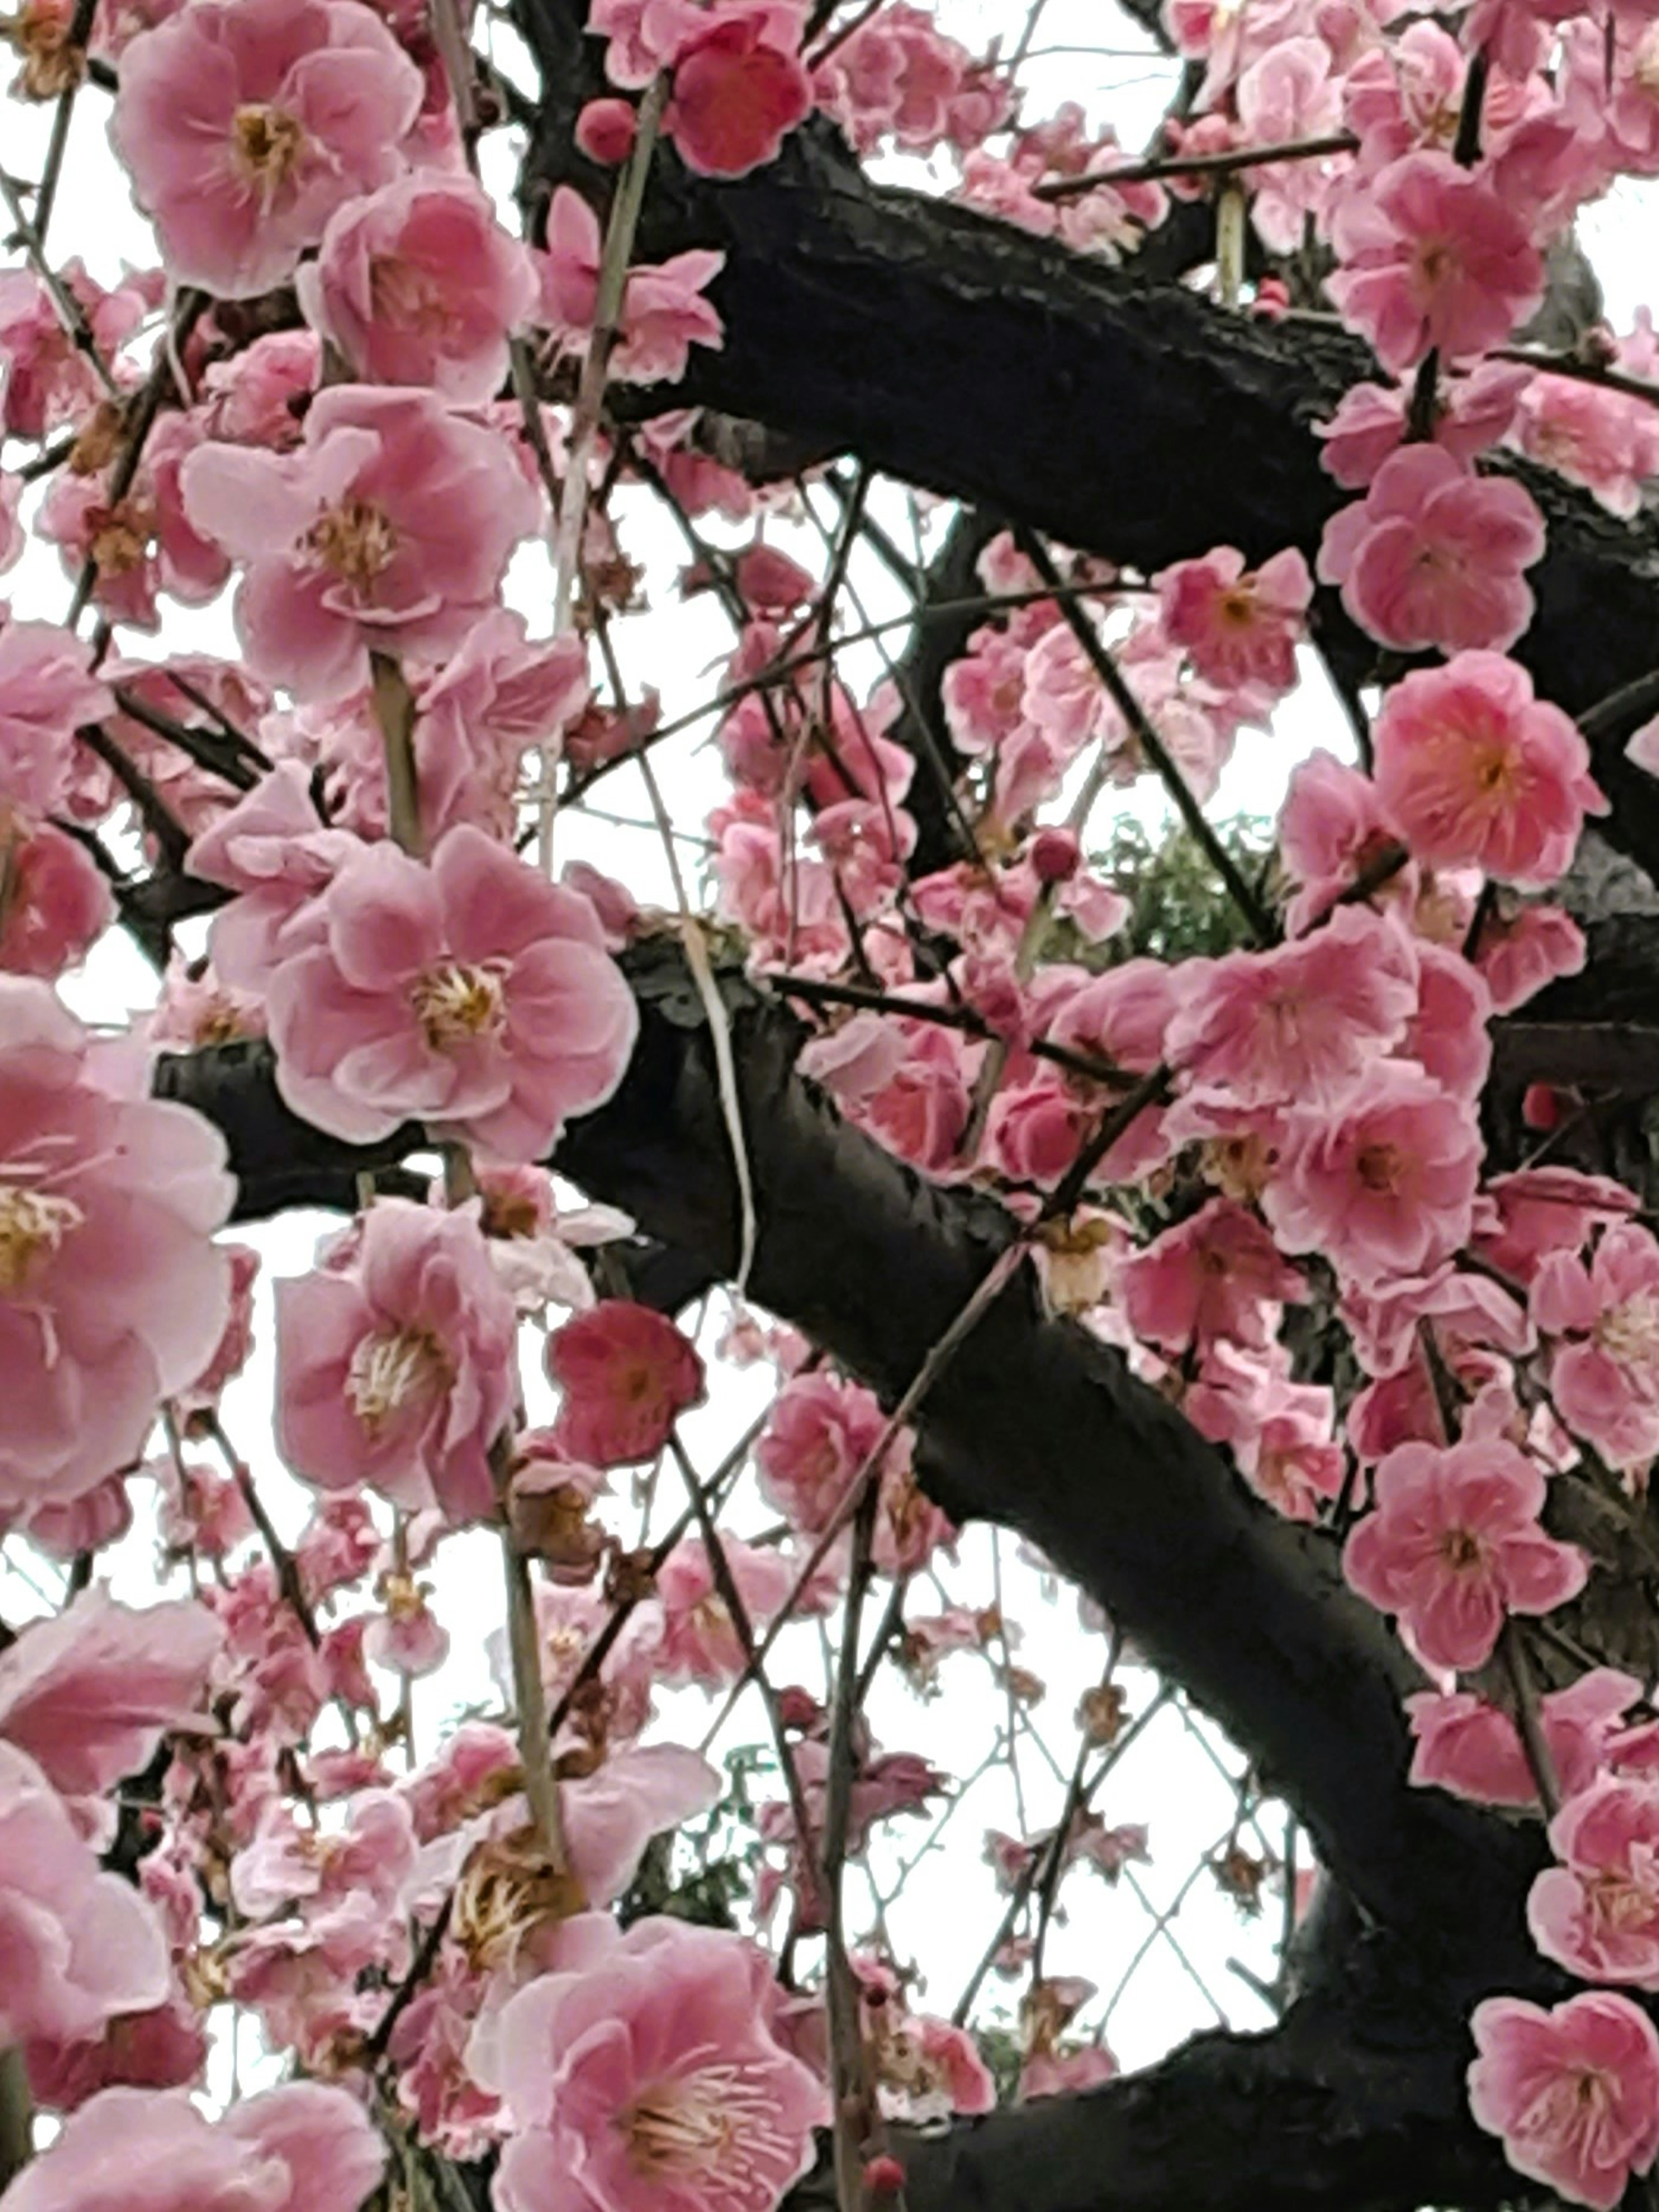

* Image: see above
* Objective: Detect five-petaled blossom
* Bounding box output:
[1342,1437,1587,1673]
[1468,1991,1659,2210]
[1154,545,1312,692]
[546,1299,707,1468]
[1529,1776,1659,1987]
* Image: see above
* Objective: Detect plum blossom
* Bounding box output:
[0,263,147,442]
[0,2080,387,2212]
[1342,1438,1587,1672]
[1315,361,1531,490]
[181,386,539,701]
[1533,1223,1659,1470]
[1118,1198,1306,1353]
[1407,1669,1643,1808]
[655,1536,796,1687]
[274,1198,518,1522]
[1468,1991,1659,2210]
[1264,1066,1483,1290]
[1,978,234,1516]
[1529,1776,1659,1987]
[476,1914,828,2212]
[0,618,112,816]
[1373,654,1606,889]
[665,3,815,176]
[110,0,425,298]
[264,824,638,1160]
[298,174,537,404]
[1317,446,1547,655]
[1326,150,1545,373]
[537,187,725,387]
[547,1300,706,1467]
[1154,545,1311,692]
[0,1741,170,2048]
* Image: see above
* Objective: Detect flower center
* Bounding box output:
[1589,1868,1659,1934]
[15,3,84,102]
[368,254,452,336]
[231,103,307,197]
[409,962,506,1052]
[623,2072,737,2180]
[345,1325,447,1437]
[307,497,397,594]
[1355,1140,1403,1194]
[1596,1290,1659,1371]
[89,497,153,577]
[0,1183,85,1294]
[1217,583,1258,629]
[1437,1527,1484,1572]
[1636,25,1659,97]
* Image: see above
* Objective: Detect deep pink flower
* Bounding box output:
[1468,1991,1659,2210]
[298,174,537,404]
[1373,653,1606,889]
[0,979,234,1515]
[665,5,813,177]
[181,385,539,701]
[274,1198,519,1522]
[478,1914,828,2212]
[0,2079,386,2212]
[0,1587,221,1799]
[1154,545,1311,692]
[266,823,637,1159]
[757,1369,898,1534]
[0,1741,170,2049]
[1407,1669,1643,1808]
[1119,1197,1305,1352]
[1342,1437,1587,1672]
[1477,903,1587,1015]
[1317,445,1546,655]
[1529,1776,1659,1987]
[1167,905,1418,1108]
[547,1301,706,1467]
[109,0,424,298]
[1327,149,1544,372]
[1265,1066,1483,1290]
[1315,362,1531,490]
[1534,1222,1659,1470]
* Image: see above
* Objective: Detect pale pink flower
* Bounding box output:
[274,1198,519,1522]
[1476,903,1587,1014]
[0,819,112,983]
[1119,1197,1306,1352]
[1373,652,1605,889]
[1407,1669,1643,1808]
[479,1914,827,2212]
[1534,1222,1659,1470]
[0,1741,169,2047]
[0,2079,386,2212]
[546,1299,706,1467]
[1274,747,1411,930]
[1515,371,1659,518]
[266,823,638,1159]
[180,386,539,701]
[1167,905,1418,1107]
[1236,38,1344,252]
[0,263,146,442]
[0,619,112,817]
[1154,544,1311,692]
[655,1536,796,1688]
[561,1745,724,1906]
[199,330,321,451]
[0,1587,221,1799]
[1327,149,1545,372]
[1265,1067,1483,1289]
[298,174,537,404]
[538,185,725,386]
[109,0,425,298]
[232,1787,415,1921]
[363,1580,450,1678]
[1529,1776,1659,1986]
[1342,1437,1587,1671]
[0,980,234,1514]
[1468,1991,1659,2210]
[184,762,357,996]
[757,1369,898,1534]
[1317,445,1546,655]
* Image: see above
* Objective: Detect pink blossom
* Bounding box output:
[478,1914,828,2212]
[1119,1198,1306,1352]
[299,174,537,404]
[0,978,234,1515]
[1236,39,1344,252]
[757,1369,898,1535]
[1476,903,1586,1014]
[1021,2045,1119,2099]
[1475,1168,1638,1288]
[199,330,321,451]
[1326,150,1545,373]
[1529,1776,1659,1986]
[0,819,112,982]
[1167,906,1418,1107]
[546,1300,706,1467]
[1264,1066,1483,1289]
[363,1580,450,1677]
[1373,652,1605,889]
[655,1535,796,1687]
[1343,1437,1587,1671]
[1314,362,1530,489]
[561,1745,724,1906]
[1535,1223,1659,1469]
[1274,747,1411,930]
[1468,1991,1659,2210]
[538,186,725,387]
[109,0,425,298]
[0,2079,386,2212]
[0,263,146,442]
[1317,446,1546,655]
[577,95,639,162]
[664,4,814,178]
[0,1741,169,2047]
[1407,1669,1643,1808]
[274,1198,519,1521]
[265,824,638,1159]
[1154,545,1311,692]
[0,1587,221,1799]
[0,619,112,817]
[1515,371,1659,519]
[181,385,539,702]
[184,762,356,995]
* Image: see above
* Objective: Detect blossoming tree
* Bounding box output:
[12,0,1659,2206]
